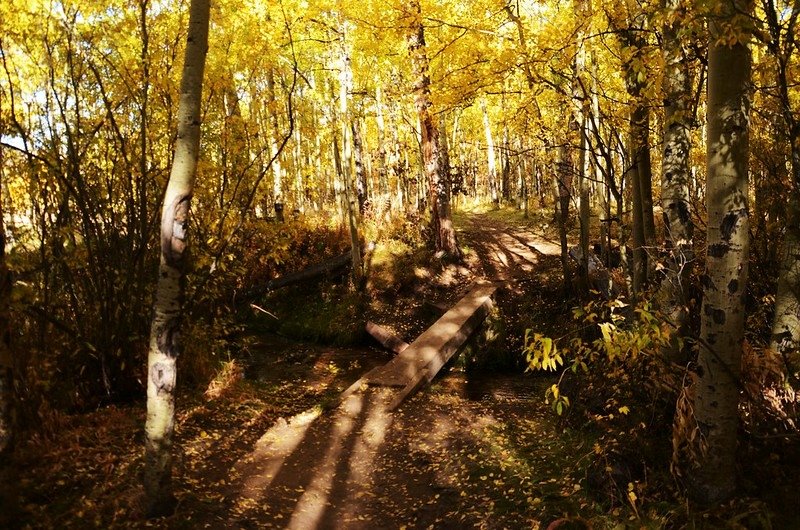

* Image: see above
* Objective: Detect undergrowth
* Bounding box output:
[523,287,799,528]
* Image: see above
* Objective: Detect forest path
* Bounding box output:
[457,211,562,282]
[210,210,575,529]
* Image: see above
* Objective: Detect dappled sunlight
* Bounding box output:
[234,407,321,506]
[286,396,362,530]
[226,387,399,528]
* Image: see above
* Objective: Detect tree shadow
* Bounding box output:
[226,387,396,529]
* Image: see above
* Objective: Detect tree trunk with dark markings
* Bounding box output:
[143,0,209,516]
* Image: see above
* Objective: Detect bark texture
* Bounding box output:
[771,154,800,382]
[766,0,800,382]
[557,130,574,294]
[352,120,368,213]
[659,0,694,361]
[338,28,362,284]
[687,0,752,503]
[622,11,655,296]
[573,0,590,282]
[143,0,209,516]
[481,98,499,206]
[406,0,459,257]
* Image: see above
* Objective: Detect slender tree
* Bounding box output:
[683,0,752,503]
[143,0,210,516]
[762,0,800,383]
[405,0,460,257]
[556,129,574,293]
[481,98,499,207]
[338,22,363,284]
[618,5,656,295]
[573,0,590,282]
[659,0,695,361]
[352,119,368,213]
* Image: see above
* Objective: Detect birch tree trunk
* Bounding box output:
[765,0,800,384]
[623,10,655,296]
[352,119,368,214]
[771,143,800,383]
[659,0,694,361]
[375,83,389,200]
[557,126,574,294]
[143,0,209,516]
[628,100,648,296]
[573,0,590,281]
[684,0,752,503]
[267,68,284,218]
[406,0,460,256]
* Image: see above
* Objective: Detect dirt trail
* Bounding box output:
[211,212,573,529]
[459,213,561,282]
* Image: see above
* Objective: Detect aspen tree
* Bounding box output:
[659,0,694,361]
[405,0,460,257]
[686,0,752,503]
[143,0,209,516]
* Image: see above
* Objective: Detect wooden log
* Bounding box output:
[247,251,352,299]
[365,321,409,354]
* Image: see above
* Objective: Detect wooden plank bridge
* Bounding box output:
[343,281,498,410]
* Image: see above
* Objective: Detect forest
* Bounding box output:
[1,0,799,527]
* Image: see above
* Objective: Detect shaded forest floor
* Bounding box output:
[12,207,798,528]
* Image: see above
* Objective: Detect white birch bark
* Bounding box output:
[143,0,209,516]
[686,0,752,503]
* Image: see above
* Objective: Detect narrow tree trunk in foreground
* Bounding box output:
[338,25,363,284]
[629,110,648,297]
[623,13,655,296]
[143,0,209,516]
[659,0,694,362]
[683,0,752,503]
[557,127,574,293]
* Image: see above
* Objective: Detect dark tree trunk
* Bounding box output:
[406,0,460,257]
